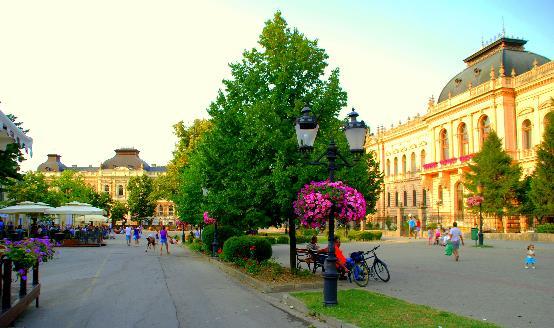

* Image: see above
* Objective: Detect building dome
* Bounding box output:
[37,154,67,172]
[438,38,550,103]
[101,148,150,170]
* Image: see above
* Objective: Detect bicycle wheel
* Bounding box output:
[352,263,370,287]
[373,259,390,282]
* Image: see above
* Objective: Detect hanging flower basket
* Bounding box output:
[203,212,216,225]
[466,195,484,208]
[293,180,366,228]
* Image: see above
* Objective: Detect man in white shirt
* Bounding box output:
[125,226,132,246]
[448,222,464,262]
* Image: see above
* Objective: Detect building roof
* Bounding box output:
[37,154,67,172]
[101,148,150,170]
[438,38,550,103]
[37,148,167,173]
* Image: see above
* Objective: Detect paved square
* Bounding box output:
[273,238,554,328]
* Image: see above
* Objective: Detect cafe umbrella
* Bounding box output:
[45,201,104,226]
[0,201,53,227]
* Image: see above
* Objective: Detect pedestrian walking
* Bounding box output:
[524,244,536,269]
[159,225,170,255]
[416,218,421,238]
[408,215,416,238]
[448,222,464,262]
[125,225,132,246]
[133,226,140,246]
[427,228,433,245]
[434,227,441,245]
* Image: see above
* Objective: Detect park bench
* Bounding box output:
[296,248,326,273]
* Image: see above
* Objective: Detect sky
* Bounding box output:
[1,0,553,172]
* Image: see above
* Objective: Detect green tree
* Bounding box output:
[110,201,127,226]
[0,114,28,188]
[89,191,112,214]
[180,12,383,271]
[463,131,521,220]
[127,175,155,223]
[51,170,96,204]
[530,111,554,221]
[5,172,62,206]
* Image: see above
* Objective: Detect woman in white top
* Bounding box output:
[448,222,464,262]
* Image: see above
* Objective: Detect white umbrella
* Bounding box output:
[75,214,109,224]
[0,201,53,214]
[46,202,105,226]
[45,201,104,215]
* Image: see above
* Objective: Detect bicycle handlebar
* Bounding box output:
[364,244,381,254]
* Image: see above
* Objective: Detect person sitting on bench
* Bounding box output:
[319,235,349,279]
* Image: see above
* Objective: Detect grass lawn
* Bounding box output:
[292,289,499,328]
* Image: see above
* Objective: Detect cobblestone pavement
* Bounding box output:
[16,236,308,328]
[273,238,554,328]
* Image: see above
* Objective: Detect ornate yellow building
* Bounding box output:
[366,36,553,232]
[37,148,177,226]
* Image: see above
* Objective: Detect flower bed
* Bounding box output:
[439,158,458,166]
[423,162,438,170]
[2,237,55,280]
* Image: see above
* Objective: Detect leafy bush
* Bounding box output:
[258,236,276,244]
[276,235,289,244]
[347,230,382,241]
[295,235,310,244]
[299,228,318,237]
[201,225,243,252]
[188,240,204,253]
[426,223,438,231]
[536,223,554,233]
[221,236,272,263]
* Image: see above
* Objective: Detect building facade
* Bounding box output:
[37,148,177,226]
[366,37,553,232]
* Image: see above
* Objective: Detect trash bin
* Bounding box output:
[471,227,479,241]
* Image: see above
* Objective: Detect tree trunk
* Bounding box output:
[288,217,296,273]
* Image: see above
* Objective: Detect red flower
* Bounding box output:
[249,245,256,251]
[217,248,222,254]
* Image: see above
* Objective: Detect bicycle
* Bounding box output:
[347,245,390,287]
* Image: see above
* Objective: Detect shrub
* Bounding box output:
[300,228,318,237]
[426,223,438,231]
[201,225,243,252]
[347,230,382,241]
[536,223,554,233]
[276,235,289,244]
[222,236,272,263]
[295,235,309,244]
[258,236,276,244]
[347,230,360,241]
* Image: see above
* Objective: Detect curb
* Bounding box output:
[279,294,359,328]
[207,257,323,293]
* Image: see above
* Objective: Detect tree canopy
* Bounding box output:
[127,175,155,223]
[173,12,382,230]
[0,114,28,188]
[530,111,554,219]
[463,131,521,217]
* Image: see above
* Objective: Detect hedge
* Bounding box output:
[221,236,272,262]
[299,228,319,237]
[347,230,383,241]
[536,223,554,234]
[201,225,243,252]
[257,236,276,244]
[276,235,289,244]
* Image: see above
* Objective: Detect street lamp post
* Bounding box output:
[477,184,484,246]
[295,106,367,306]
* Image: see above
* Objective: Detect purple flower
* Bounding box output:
[18,269,25,275]
[22,275,27,281]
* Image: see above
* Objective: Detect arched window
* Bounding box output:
[458,123,469,156]
[386,159,390,177]
[456,183,464,212]
[439,129,449,160]
[410,152,416,172]
[387,192,391,207]
[420,150,426,168]
[104,185,110,193]
[402,155,407,174]
[438,185,443,203]
[422,189,427,206]
[395,192,399,207]
[394,158,398,175]
[412,190,417,207]
[403,191,407,207]
[522,119,532,150]
[479,115,491,146]
[118,185,124,196]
